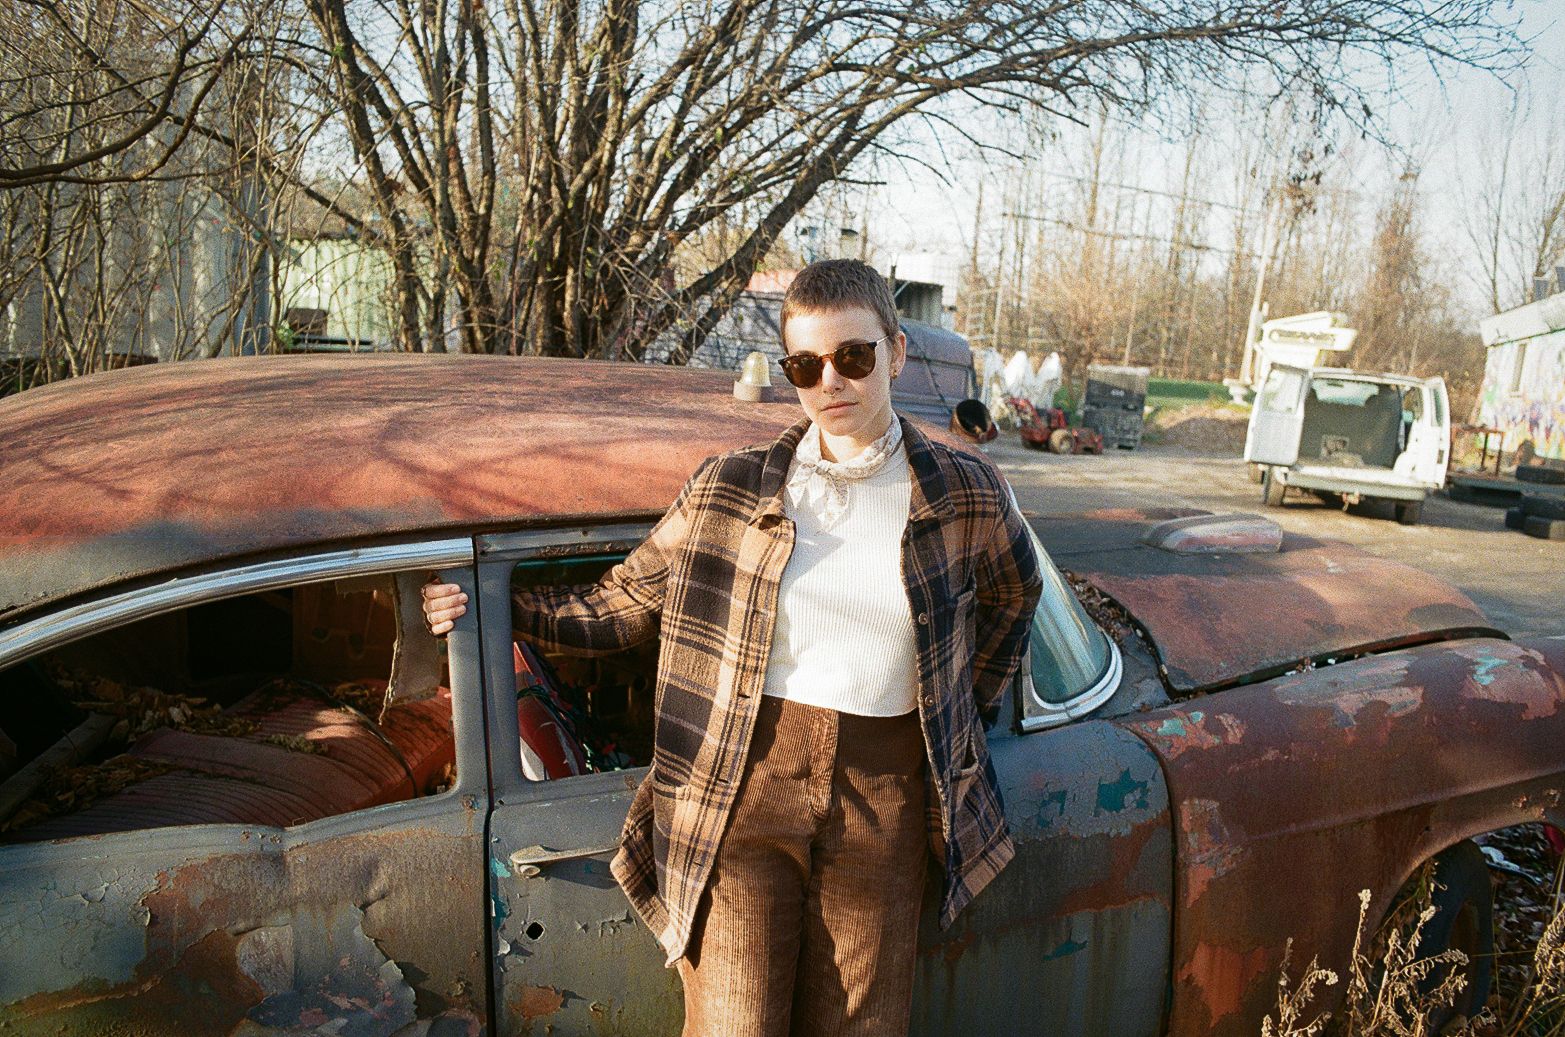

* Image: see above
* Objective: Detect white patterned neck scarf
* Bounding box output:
[785,418,904,530]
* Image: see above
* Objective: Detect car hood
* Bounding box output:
[1032,508,1501,693]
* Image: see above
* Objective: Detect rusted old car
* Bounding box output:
[1,355,1562,1037]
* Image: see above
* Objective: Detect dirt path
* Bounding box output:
[990,436,1564,640]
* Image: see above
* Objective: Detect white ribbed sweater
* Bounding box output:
[761,442,919,716]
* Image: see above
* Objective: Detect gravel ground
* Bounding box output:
[989,435,1564,640]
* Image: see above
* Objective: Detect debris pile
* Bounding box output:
[1063,571,1137,643]
[1063,569,1166,690]
[1477,823,1565,1030]
[2,757,174,833]
[47,666,258,741]
[1143,403,1250,454]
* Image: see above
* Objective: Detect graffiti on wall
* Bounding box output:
[1479,330,1565,462]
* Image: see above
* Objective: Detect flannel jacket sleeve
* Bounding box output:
[510,460,708,656]
[971,479,1043,726]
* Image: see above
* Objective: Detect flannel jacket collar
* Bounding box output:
[750,415,958,527]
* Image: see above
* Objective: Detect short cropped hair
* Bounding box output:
[780,259,900,348]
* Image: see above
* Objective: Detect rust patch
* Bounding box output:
[0,355,797,624]
[2,824,485,1034]
[516,984,566,1019]
[1121,637,1565,1037]
[1082,551,1495,692]
[8,929,263,1032]
[939,929,976,966]
[1178,942,1274,1031]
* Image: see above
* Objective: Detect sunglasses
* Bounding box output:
[778,335,888,388]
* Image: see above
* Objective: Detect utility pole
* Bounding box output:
[990,178,1010,350]
[1237,185,1280,387]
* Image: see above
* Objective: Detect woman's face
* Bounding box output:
[782,305,906,455]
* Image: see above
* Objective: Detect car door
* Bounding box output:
[0,540,492,1035]
[1244,364,1309,467]
[1403,376,1451,486]
[474,527,683,1036]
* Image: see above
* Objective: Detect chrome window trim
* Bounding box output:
[478,523,656,563]
[1019,635,1124,733]
[1000,481,1124,733]
[0,538,473,670]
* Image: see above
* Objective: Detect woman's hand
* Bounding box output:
[421,580,468,635]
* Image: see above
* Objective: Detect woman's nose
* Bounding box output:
[819,356,847,391]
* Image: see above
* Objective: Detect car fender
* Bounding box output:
[913,720,1174,1037]
[1119,636,1565,1037]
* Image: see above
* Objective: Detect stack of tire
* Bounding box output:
[1505,464,1565,540]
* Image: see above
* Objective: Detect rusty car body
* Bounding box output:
[1,355,1562,1036]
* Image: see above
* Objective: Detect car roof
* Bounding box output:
[0,354,809,624]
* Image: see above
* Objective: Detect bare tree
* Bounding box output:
[0,0,1530,376]
[0,0,323,386]
[290,0,1523,359]
[1356,164,1424,371]
[1508,116,1565,302]
[1459,99,1565,313]
[0,0,256,189]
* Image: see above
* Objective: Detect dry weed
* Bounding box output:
[1265,843,1565,1037]
[1262,939,1338,1037]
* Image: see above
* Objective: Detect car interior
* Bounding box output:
[508,554,659,779]
[0,573,457,843]
[1298,377,1410,469]
[0,552,672,843]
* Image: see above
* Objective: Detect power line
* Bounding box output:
[1029,169,1259,216]
[1001,211,1258,257]
[1026,168,1357,217]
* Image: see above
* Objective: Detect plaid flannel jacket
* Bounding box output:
[512,416,1043,964]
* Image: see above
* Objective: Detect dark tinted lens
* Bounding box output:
[779,353,824,388]
[833,341,877,379]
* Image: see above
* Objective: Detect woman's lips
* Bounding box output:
[822,401,856,412]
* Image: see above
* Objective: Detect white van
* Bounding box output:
[1244,365,1451,525]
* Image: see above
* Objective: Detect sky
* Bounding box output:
[817,2,1565,323]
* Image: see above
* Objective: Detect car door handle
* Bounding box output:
[508,842,619,878]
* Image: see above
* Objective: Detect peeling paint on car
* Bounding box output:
[1122,637,1565,1037]
[0,822,488,1035]
[910,721,1173,1035]
[1097,769,1151,813]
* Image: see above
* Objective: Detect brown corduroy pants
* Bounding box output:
[678,696,929,1037]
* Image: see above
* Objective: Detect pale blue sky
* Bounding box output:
[837,2,1565,320]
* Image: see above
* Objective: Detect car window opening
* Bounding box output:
[508,538,1126,764]
[510,555,658,779]
[0,571,456,843]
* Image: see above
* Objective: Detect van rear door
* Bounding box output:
[1244,364,1308,467]
[1397,376,1451,487]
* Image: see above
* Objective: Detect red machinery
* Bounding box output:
[1009,396,1103,454]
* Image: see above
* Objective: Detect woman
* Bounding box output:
[423,259,1041,1036]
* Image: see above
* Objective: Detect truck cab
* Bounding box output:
[1244,365,1451,524]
